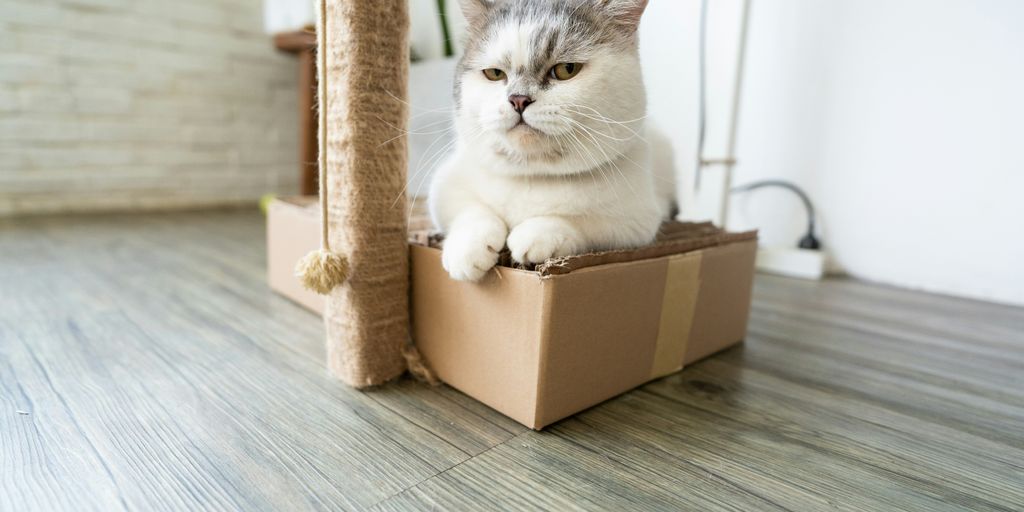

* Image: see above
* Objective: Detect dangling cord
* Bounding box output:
[315,0,330,255]
[295,0,349,294]
[694,0,709,192]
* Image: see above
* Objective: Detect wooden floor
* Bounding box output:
[2,210,1022,512]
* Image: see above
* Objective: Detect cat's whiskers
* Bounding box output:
[408,107,457,120]
[563,117,636,143]
[378,123,455,148]
[413,133,462,191]
[569,121,640,201]
[564,103,649,125]
[577,140,625,207]
[563,104,649,144]
[385,89,457,116]
[404,128,485,227]
[410,115,459,130]
[556,118,622,204]
[390,124,464,210]
[579,147,621,205]
[575,121,675,188]
[559,107,677,187]
[557,136,594,204]
[373,115,457,149]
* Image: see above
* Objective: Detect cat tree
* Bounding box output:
[297,0,430,388]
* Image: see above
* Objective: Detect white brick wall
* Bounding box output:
[0,0,299,216]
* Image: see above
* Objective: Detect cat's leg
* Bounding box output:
[429,156,509,282]
[441,205,508,282]
[575,213,662,251]
[507,216,586,265]
[508,212,660,265]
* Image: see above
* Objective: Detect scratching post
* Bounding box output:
[319,0,411,387]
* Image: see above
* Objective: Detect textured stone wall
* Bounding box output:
[0,0,299,215]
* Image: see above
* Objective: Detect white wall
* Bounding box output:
[639,0,749,222]
[641,0,1024,306]
[0,0,299,215]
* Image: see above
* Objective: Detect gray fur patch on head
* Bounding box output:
[454,0,646,105]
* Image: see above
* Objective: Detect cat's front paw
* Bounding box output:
[441,227,505,282]
[507,217,584,265]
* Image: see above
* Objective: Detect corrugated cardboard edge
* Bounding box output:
[530,278,557,429]
[411,222,757,279]
[536,230,758,277]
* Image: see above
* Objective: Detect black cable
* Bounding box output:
[694,2,818,251]
[731,180,822,250]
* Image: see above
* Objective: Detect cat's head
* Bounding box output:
[455,0,649,176]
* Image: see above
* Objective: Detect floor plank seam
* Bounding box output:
[558,417,795,512]
[365,393,476,459]
[717,346,1024,446]
[426,388,525,437]
[366,430,531,510]
[643,378,1024,508]
[648,387,1018,511]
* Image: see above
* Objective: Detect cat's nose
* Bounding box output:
[509,94,534,114]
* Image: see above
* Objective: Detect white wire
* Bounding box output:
[694,0,709,191]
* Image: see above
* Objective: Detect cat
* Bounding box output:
[429,0,673,282]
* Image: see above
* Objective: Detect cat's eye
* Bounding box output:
[483,68,506,81]
[550,63,583,81]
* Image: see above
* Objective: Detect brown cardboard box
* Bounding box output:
[266,197,325,314]
[267,197,758,430]
[410,234,757,429]
[266,197,431,313]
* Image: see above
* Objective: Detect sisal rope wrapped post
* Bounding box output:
[318,0,413,387]
[295,0,350,295]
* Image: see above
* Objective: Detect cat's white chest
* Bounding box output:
[470,171,605,225]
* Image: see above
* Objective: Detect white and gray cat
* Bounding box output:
[429,0,674,282]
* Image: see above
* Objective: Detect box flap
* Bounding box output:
[411,220,757,277]
[535,223,757,276]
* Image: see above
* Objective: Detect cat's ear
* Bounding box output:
[458,0,493,24]
[595,0,649,32]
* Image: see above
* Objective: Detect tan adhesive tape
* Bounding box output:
[650,252,703,379]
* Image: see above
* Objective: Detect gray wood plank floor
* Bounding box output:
[1,210,1021,512]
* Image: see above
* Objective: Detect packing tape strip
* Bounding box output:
[650,252,703,379]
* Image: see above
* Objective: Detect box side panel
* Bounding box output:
[267,199,326,315]
[279,196,318,209]
[684,240,758,364]
[410,246,543,427]
[533,259,669,428]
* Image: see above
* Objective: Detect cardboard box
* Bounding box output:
[410,229,757,429]
[267,197,758,429]
[267,197,326,314]
[267,197,433,313]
